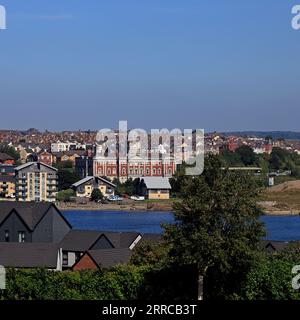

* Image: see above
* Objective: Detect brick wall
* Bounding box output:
[73,253,98,270]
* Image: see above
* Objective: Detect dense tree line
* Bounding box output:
[220,146,300,178]
[0,265,196,300]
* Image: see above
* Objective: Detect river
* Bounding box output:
[62,210,300,241]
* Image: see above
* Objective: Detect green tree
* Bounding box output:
[54,161,80,191]
[0,143,20,160]
[91,188,103,202]
[56,189,75,202]
[130,241,169,268]
[163,155,266,299]
[240,245,300,300]
[235,145,257,166]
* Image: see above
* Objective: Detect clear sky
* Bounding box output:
[0,0,299,132]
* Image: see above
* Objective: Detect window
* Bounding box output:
[5,230,9,242]
[75,252,81,262]
[63,252,68,266]
[18,231,25,243]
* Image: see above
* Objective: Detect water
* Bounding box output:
[62,210,300,240]
[261,215,300,241]
[63,210,174,234]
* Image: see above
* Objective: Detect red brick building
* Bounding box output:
[93,157,176,182]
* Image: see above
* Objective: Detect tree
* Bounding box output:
[54,161,80,191]
[91,188,103,202]
[56,189,75,202]
[235,146,257,166]
[0,143,20,160]
[240,245,300,300]
[130,241,169,268]
[163,155,266,300]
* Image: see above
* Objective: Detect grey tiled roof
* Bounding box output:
[0,153,14,161]
[0,243,59,268]
[140,177,171,189]
[0,202,64,231]
[88,248,132,268]
[60,230,103,251]
[60,230,140,251]
[0,176,15,183]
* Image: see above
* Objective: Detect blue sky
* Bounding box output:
[0,0,299,132]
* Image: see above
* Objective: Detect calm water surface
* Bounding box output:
[62,210,300,240]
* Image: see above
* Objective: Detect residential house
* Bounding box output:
[72,176,116,198]
[52,150,86,165]
[0,153,14,165]
[19,148,31,164]
[0,243,62,270]
[0,176,15,199]
[60,230,141,269]
[38,151,53,166]
[0,165,16,176]
[262,240,290,254]
[0,202,71,243]
[72,248,132,270]
[51,142,69,153]
[15,162,58,202]
[140,176,172,200]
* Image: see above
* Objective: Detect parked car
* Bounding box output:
[130,195,145,201]
[107,195,123,202]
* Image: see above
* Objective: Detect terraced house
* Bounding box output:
[0,202,71,243]
[15,162,58,202]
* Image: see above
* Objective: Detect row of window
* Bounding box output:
[5,230,25,242]
[98,168,173,176]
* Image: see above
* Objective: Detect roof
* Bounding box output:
[60,230,140,251]
[97,176,116,188]
[140,177,171,189]
[135,233,162,247]
[0,243,59,268]
[0,175,15,183]
[72,176,116,188]
[88,248,132,268]
[52,151,86,157]
[15,162,58,172]
[72,176,94,188]
[0,153,14,161]
[60,230,103,251]
[0,202,68,231]
[104,232,141,248]
[262,240,290,252]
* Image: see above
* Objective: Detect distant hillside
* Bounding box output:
[220,131,300,140]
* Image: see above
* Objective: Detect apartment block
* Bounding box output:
[15,162,58,202]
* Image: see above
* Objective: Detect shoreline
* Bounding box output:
[264,210,300,216]
[58,203,300,217]
[58,201,173,212]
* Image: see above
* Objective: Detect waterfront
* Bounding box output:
[62,210,300,241]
